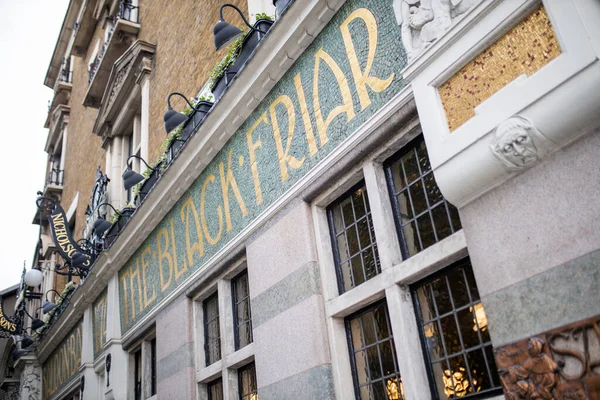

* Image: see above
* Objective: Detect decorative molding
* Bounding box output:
[438,5,560,131]
[404,0,600,207]
[495,316,600,399]
[393,0,481,61]
[489,116,554,172]
[92,40,155,137]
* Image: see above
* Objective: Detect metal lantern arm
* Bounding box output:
[126,154,155,172]
[94,202,119,219]
[219,4,268,34]
[167,92,195,112]
[44,289,66,302]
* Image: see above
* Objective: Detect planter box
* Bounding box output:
[137,161,163,204]
[117,207,135,230]
[274,0,293,16]
[103,222,119,249]
[168,101,214,161]
[211,20,274,101]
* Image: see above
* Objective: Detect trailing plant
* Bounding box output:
[208,33,246,89]
[254,12,274,21]
[181,95,214,116]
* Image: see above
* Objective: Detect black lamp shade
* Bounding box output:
[164,109,188,134]
[93,218,113,236]
[31,318,44,331]
[123,168,145,191]
[21,337,33,349]
[214,20,244,50]
[72,251,90,268]
[42,300,57,314]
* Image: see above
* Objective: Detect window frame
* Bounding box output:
[203,291,221,366]
[326,180,382,295]
[238,362,258,400]
[232,270,253,351]
[383,135,462,259]
[411,259,502,400]
[345,299,403,400]
[310,122,503,400]
[128,331,157,400]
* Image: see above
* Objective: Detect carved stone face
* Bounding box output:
[497,127,538,168]
[491,117,541,171]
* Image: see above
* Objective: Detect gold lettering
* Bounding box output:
[119,270,130,325]
[129,260,144,319]
[270,95,306,182]
[245,112,269,205]
[181,196,204,269]
[157,227,173,292]
[294,73,319,156]
[201,175,224,245]
[313,47,356,146]
[340,8,394,110]
[141,246,156,307]
[170,219,185,280]
[219,150,248,231]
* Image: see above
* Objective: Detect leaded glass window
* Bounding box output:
[208,378,223,400]
[412,259,501,399]
[385,136,461,257]
[233,271,253,350]
[346,301,404,400]
[239,362,258,400]
[328,182,381,293]
[204,293,221,366]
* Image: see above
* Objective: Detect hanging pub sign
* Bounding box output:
[37,196,95,270]
[0,297,19,334]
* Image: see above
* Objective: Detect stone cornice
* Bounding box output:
[92,40,156,138]
[36,0,347,364]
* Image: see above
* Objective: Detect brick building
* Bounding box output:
[11,0,600,399]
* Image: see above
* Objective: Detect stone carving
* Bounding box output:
[495,317,600,399]
[490,116,554,172]
[19,363,42,400]
[106,58,134,112]
[393,0,479,60]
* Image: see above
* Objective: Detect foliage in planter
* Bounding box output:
[254,12,274,21]
[208,33,246,90]
[182,95,215,116]
[108,202,137,224]
[41,281,78,324]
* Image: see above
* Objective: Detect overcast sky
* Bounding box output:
[0,0,69,289]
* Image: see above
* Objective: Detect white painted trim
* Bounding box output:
[407,0,600,207]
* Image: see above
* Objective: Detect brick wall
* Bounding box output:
[137,0,248,163]
[60,22,107,244]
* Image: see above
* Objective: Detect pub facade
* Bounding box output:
[21,0,600,399]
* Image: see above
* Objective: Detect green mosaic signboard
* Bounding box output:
[92,288,108,359]
[42,319,82,400]
[119,0,407,333]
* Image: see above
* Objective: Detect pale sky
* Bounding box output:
[0,0,69,289]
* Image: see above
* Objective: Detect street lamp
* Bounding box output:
[92,202,120,237]
[163,92,194,134]
[213,4,267,51]
[122,155,156,191]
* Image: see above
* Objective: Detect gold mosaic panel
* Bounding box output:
[439,6,561,132]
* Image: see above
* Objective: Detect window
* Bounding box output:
[385,136,461,257]
[208,378,224,400]
[204,292,221,365]
[232,271,253,350]
[130,335,157,400]
[328,182,381,293]
[238,362,258,400]
[134,348,142,400]
[412,259,501,399]
[151,337,157,396]
[346,302,404,400]
[195,259,256,398]
[312,125,501,399]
